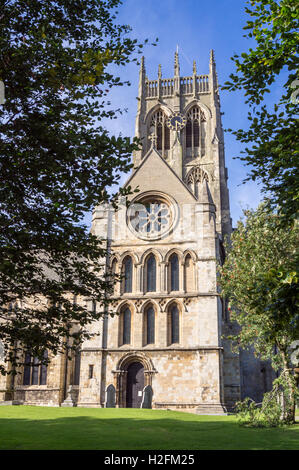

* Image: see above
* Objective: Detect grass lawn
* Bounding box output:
[0,406,298,450]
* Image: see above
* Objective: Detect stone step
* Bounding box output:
[196,403,233,415]
[0,400,22,406]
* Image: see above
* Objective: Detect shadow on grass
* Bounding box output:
[0,410,298,450]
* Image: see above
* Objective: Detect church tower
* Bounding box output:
[1,52,276,410]
[85,51,241,413]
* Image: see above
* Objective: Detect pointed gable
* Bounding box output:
[124,148,196,204]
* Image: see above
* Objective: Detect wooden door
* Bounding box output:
[126,362,144,408]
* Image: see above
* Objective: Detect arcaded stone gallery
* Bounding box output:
[0,52,274,411]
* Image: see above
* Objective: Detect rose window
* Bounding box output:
[135,201,170,235]
[127,194,178,240]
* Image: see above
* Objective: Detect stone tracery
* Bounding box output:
[185,166,212,198]
[148,109,170,156]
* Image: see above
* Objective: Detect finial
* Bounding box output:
[174,49,180,76]
[193,60,197,75]
[158,64,162,79]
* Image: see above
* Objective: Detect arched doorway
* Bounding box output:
[126,362,144,408]
[114,352,156,407]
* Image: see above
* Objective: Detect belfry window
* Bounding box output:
[150,110,170,155]
[146,254,156,292]
[185,106,206,154]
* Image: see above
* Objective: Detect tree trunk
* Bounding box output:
[279,348,296,424]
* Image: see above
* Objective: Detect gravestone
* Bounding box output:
[106,384,116,408]
[141,385,153,409]
[61,385,79,407]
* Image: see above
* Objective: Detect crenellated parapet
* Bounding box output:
[145,74,210,99]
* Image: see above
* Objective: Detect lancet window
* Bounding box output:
[144,305,155,345]
[121,307,131,345]
[146,254,157,292]
[169,253,179,291]
[122,256,133,293]
[168,304,180,345]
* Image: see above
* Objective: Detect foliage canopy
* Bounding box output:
[219,204,299,423]
[223,0,299,223]
[0,0,151,372]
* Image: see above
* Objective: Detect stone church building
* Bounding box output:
[0,52,274,412]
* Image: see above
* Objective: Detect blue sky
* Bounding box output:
[87,0,271,227]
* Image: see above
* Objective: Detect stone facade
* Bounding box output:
[78,50,239,413]
[0,51,274,411]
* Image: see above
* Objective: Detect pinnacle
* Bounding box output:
[210,49,215,65]
[193,60,197,75]
[158,64,162,79]
[140,56,145,73]
[174,49,180,76]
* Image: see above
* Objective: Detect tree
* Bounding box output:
[219,204,299,424]
[223,0,299,224]
[0,0,152,373]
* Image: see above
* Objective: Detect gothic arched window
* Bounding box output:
[169,253,179,291]
[121,307,131,345]
[168,304,180,345]
[149,110,170,155]
[185,106,206,155]
[122,256,133,293]
[146,254,156,292]
[144,305,155,345]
